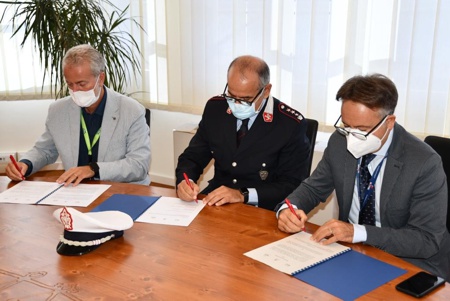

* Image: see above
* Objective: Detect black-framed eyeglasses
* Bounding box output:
[221,83,265,107]
[334,115,389,141]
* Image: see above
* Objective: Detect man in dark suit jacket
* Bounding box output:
[277,74,450,281]
[176,55,310,210]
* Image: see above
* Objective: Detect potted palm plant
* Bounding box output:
[0,0,143,97]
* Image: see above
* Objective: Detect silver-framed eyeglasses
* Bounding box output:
[221,83,265,107]
[334,115,389,140]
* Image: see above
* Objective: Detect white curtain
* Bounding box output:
[1,0,449,136]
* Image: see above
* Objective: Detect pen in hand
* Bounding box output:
[285,198,306,231]
[10,155,25,180]
[183,172,198,203]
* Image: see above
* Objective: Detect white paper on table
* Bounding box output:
[136,196,205,226]
[0,180,110,207]
[39,183,111,207]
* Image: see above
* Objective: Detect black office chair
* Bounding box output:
[145,108,151,128]
[424,135,450,232]
[304,118,319,176]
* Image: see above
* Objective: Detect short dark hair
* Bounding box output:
[228,55,270,89]
[336,74,398,115]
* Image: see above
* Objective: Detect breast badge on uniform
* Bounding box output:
[279,103,304,123]
[259,163,268,180]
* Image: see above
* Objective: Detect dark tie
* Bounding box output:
[358,154,376,226]
[237,118,249,147]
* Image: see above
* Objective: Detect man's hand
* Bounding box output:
[177,179,200,202]
[5,161,28,181]
[278,208,308,233]
[203,186,244,206]
[57,166,95,186]
[310,219,354,245]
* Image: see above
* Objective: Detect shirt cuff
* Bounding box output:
[275,203,296,219]
[352,223,367,243]
[247,188,258,206]
[20,159,33,177]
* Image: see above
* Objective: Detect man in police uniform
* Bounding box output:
[175,55,310,210]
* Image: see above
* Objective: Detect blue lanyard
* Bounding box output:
[356,155,387,211]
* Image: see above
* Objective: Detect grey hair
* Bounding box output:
[62,44,106,76]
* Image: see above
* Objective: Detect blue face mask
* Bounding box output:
[227,100,258,120]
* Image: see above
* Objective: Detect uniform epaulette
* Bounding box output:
[278,102,304,123]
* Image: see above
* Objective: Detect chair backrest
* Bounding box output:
[304,118,319,176]
[424,135,450,232]
[145,108,151,127]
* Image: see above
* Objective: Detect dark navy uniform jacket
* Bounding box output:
[176,95,310,210]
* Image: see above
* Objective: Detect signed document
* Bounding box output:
[0,180,110,207]
[136,196,205,226]
[244,231,350,274]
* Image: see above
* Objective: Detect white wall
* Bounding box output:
[0,100,337,225]
[148,109,202,185]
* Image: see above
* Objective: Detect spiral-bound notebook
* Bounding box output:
[244,231,350,274]
[244,232,406,300]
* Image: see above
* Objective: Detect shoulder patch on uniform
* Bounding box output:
[278,102,304,123]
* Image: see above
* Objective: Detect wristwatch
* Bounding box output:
[89,162,100,178]
[239,187,249,204]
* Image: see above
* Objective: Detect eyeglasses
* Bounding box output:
[334,115,389,141]
[221,84,265,107]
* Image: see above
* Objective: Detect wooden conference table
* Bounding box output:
[0,171,449,300]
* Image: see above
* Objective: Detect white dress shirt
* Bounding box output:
[350,129,394,242]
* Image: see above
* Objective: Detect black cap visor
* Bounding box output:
[56,230,124,256]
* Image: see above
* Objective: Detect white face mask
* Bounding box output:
[69,76,101,107]
[227,100,259,120]
[226,86,266,120]
[346,119,389,159]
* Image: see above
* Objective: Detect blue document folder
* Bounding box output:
[294,250,406,300]
[91,194,160,220]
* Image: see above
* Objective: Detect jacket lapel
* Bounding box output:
[69,101,81,167]
[379,124,403,219]
[342,152,358,220]
[98,89,119,161]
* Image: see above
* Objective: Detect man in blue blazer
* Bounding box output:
[6,44,151,185]
[176,55,310,210]
[277,74,450,281]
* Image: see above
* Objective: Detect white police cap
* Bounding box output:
[53,207,133,256]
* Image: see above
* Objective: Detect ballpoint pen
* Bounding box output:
[285,198,306,231]
[183,172,197,203]
[10,155,25,180]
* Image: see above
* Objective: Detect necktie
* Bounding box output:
[358,154,376,225]
[237,118,249,147]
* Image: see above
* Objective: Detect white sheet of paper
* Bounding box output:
[0,180,110,207]
[244,231,350,274]
[136,196,205,226]
[39,183,111,207]
[0,181,60,204]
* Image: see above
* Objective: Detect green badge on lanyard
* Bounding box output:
[80,111,101,156]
